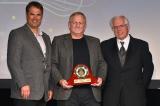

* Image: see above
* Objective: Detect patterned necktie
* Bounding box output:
[119,42,126,66]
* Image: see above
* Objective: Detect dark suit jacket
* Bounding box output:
[7,24,52,101]
[101,35,154,105]
[51,34,107,102]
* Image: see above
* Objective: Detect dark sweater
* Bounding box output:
[72,37,90,68]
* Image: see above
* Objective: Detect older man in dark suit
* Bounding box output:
[7,1,53,106]
[51,11,107,106]
[101,15,154,106]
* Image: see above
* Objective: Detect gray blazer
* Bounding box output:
[51,34,107,102]
[7,24,52,101]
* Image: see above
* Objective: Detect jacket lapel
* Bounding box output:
[111,38,122,68]
[84,36,94,69]
[124,36,134,67]
[64,34,73,68]
[24,24,44,57]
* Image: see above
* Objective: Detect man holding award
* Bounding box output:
[51,11,107,106]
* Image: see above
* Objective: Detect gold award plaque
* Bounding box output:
[67,64,97,86]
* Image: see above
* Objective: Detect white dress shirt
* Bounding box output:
[117,35,130,51]
[34,31,46,57]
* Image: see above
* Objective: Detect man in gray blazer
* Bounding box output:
[7,1,53,106]
[51,11,107,106]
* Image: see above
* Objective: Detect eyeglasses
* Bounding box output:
[112,24,128,30]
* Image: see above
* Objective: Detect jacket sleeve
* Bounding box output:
[142,42,154,88]
[96,39,107,82]
[7,30,27,88]
[51,37,63,85]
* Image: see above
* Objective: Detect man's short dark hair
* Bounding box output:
[26,1,43,14]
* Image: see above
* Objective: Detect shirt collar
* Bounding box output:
[117,35,130,50]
